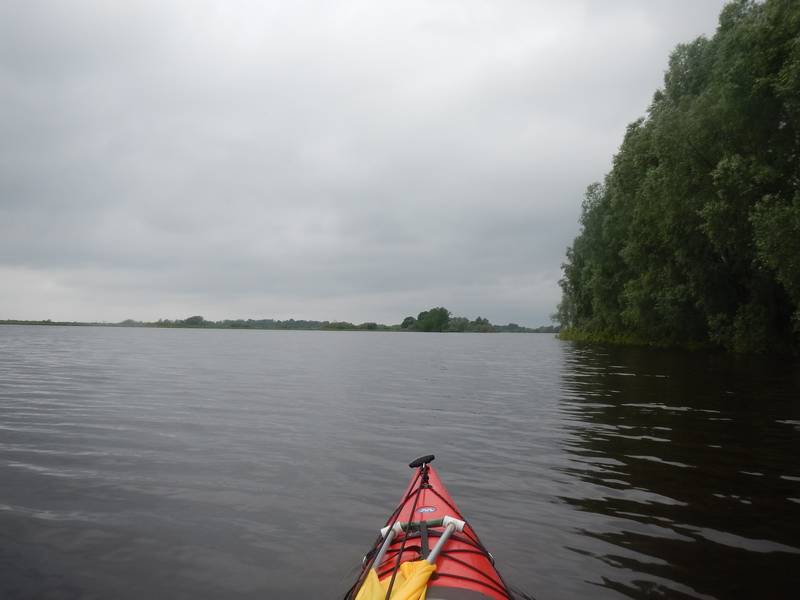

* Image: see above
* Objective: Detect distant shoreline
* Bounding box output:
[0,319,560,334]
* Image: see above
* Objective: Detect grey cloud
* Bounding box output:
[1,0,727,324]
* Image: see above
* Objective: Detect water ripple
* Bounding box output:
[1,326,799,599]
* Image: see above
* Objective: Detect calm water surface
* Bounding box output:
[1,325,799,599]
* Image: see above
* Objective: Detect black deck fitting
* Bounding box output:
[408,455,435,468]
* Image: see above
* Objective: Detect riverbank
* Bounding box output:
[557,327,735,353]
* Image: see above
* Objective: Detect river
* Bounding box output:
[0,325,798,599]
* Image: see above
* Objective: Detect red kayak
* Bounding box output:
[345,456,517,600]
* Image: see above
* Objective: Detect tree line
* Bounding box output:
[1,310,557,333]
[142,308,552,332]
[399,307,555,332]
[557,0,800,353]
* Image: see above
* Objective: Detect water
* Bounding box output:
[0,325,798,599]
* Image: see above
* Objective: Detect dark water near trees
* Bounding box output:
[1,325,799,599]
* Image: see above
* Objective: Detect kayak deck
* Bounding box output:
[346,457,515,600]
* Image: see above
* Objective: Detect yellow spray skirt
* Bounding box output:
[355,560,437,600]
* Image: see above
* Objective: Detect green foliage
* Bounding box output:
[322,321,358,330]
[447,316,469,332]
[751,192,800,333]
[4,308,551,334]
[444,315,496,332]
[400,316,416,329]
[558,0,800,353]
[415,307,451,332]
[468,317,494,332]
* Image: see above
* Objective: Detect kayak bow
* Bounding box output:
[345,456,516,600]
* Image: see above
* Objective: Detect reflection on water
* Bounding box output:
[558,345,800,599]
[0,326,798,599]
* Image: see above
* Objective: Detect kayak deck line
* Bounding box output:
[345,455,520,600]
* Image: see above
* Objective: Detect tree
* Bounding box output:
[447,317,469,332]
[401,316,416,329]
[557,0,800,352]
[416,307,450,332]
[468,317,494,332]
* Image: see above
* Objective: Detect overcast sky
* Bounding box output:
[1,0,728,326]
